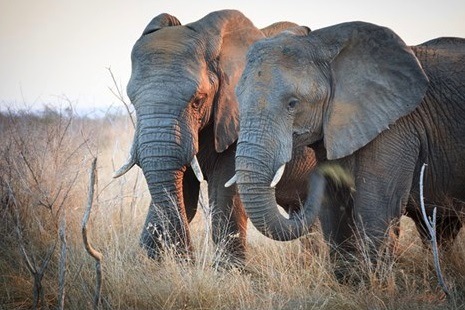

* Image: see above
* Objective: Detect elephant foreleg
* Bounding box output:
[208,157,247,268]
[319,178,356,279]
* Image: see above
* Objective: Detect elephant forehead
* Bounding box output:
[131,38,207,88]
[249,65,302,94]
[244,48,307,89]
[134,27,203,64]
[248,34,305,64]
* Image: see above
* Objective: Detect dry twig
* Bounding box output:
[82,157,103,309]
[58,208,67,310]
[107,67,135,129]
[419,163,450,297]
[9,184,57,309]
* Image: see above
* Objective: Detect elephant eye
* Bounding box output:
[192,93,207,109]
[287,98,299,111]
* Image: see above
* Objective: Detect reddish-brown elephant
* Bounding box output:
[114,10,316,266]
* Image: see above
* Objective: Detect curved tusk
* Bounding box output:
[113,128,139,178]
[113,160,136,178]
[224,174,237,188]
[113,141,137,178]
[190,155,204,182]
[270,164,286,188]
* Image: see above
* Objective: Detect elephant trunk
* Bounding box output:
[140,167,191,258]
[236,119,323,241]
[136,108,197,258]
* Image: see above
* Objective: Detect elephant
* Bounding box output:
[114,10,316,266]
[234,21,465,265]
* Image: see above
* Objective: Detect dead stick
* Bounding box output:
[106,67,135,129]
[419,163,450,297]
[82,158,103,309]
[57,209,67,310]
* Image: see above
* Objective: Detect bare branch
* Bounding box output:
[9,182,57,309]
[58,209,67,310]
[106,67,135,129]
[82,157,103,309]
[56,103,74,150]
[9,185,37,274]
[419,163,450,297]
[37,240,57,307]
[18,150,41,192]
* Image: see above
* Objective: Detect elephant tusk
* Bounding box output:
[113,129,138,178]
[224,174,237,188]
[270,164,286,188]
[113,158,136,178]
[190,155,204,182]
[113,142,138,178]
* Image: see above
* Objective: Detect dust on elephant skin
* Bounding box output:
[114,10,316,266]
[235,21,465,272]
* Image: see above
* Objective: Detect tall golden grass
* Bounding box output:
[1,107,464,309]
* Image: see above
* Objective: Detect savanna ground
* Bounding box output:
[1,105,465,310]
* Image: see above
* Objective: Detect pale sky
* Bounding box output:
[1,0,464,114]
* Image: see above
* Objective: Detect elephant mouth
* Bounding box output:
[292,131,320,148]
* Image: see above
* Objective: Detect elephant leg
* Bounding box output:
[353,193,405,262]
[210,186,247,267]
[183,166,200,223]
[319,179,356,279]
[208,155,247,267]
[352,135,418,262]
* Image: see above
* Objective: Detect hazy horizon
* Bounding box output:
[1,0,464,114]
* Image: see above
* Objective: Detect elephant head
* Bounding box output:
[114,10,265,258]
[235,21,428,241]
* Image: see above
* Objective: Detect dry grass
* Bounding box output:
[1,107,465,310]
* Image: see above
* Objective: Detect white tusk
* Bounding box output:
[113,130,138,178]
[190,155,204,182]
[224,174,237,188]
[113,141,137,178]
[270,164,286,188]
[113,160,136,178]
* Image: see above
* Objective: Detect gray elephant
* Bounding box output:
[234,21,465,263]
[114,10,316,265]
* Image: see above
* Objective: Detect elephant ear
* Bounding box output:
[320,22,429,160]
[190,10,265,153]
[141,13,181,36]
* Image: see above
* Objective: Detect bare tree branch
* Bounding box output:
[10,184,57,309]
[58,208,67,310]
[106,67,135,129]
[11,192,36,275]
[82,157,103,309]
[419,163,450,297]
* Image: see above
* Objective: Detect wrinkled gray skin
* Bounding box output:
[115,10,315,265]
[235,21,465,262]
